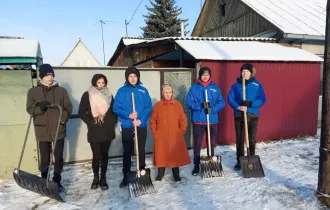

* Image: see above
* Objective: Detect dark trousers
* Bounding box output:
[90,141,111,178]
[122,127,147,174]
[38,138,64,183]
[193,124,217,165]
[235,116,259,162]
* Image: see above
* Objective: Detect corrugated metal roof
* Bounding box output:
[241,0,326,36]
[175,40,323,62]
[122,36,278,45]
[0,39,42,58]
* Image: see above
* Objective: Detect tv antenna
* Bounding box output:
[93,20,117,65]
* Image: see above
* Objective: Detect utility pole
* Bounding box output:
[125,19,128,38]
[93,20,117,66]
[125,0,143,38]
[100,20,106,66]
[317,0,330,207]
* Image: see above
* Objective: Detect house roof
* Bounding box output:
[60,39,102,67]
[109,36,322,65]
[108,36,278,65]
[241,0,326,37]
[0,39,42,64]
[175,40,323,62]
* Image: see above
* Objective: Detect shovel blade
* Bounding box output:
[200,155,225,178]
[239,155,265,178]
[13,169,64,202]
[127,168,155,198]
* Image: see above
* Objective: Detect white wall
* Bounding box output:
[53,67,161,162]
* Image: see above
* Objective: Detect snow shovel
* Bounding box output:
[200,89,225,178]
[13,103,64,202]
[239,78,265,178]
[127,92,155,198]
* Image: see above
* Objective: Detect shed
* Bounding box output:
[0,38,43,66]
[108,37,323,145]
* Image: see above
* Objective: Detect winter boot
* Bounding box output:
[234,162,241,171]
[155,167,165,181]
[192,165,199,176]
[119,174,128,188]
[99,176,108,191]
[41,171,48,179]
[53,173,65,193]
[91,176,99,190]
[172,168,181,182]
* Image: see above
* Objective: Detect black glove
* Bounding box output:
[39,100,51,112]
[201,102,210,108]
[241,100,252,107]
[204,108,211,115]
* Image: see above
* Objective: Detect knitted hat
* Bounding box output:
[161,84,173,92]
[199,67,211,79]
[240,63,254,74]
[125,66,140,85]
[39,64,54,79]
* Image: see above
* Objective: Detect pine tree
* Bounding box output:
[141,0,189,38]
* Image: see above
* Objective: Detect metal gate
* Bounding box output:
[163,70,194,147]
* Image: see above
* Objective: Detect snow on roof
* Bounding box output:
[241,0,326,36]
[175,40,323,62]
[0,39,42,58]
[122,36,278,45]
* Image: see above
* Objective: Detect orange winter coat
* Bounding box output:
[150,99,191,168]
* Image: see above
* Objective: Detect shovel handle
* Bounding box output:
[205,89,212,157]
[131,92,140,177]
[242,79,250,150]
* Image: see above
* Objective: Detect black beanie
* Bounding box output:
[91,74,108,87]
[125,66,140,84]
[199,67,211,79]
[240,63,254,74]
[39,64,55,79]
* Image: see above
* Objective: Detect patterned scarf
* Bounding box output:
[88,86,112,123]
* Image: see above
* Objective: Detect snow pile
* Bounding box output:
[0,134,326,210]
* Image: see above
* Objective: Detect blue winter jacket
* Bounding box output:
[186,81,225,124]
[227,77,266,116]
[113,82,152,128]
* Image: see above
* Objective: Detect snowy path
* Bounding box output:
[0,134,328,210]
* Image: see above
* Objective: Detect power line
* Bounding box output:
[125,0,143,37]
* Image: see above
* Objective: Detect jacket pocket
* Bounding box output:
[34,125,48,138]
[33,115,46,126]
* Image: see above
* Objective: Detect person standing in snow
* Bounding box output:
[227,63,266,171]
[113,66,152,188]
[78,74,118,190]
[150,84,191,182]
[186,67,225,176]
[26,64,73,192]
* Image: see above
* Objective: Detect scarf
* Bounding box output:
[198,79,212,87]
[88,86,112,124]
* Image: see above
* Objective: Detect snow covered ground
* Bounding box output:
[0,132,328,210]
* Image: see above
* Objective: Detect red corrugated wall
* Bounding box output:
[199,61,320,146]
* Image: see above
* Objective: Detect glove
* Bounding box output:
[241,100,252,107]
[39,100,51,112]
[201,102,210,108]
[204,108,211,115]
